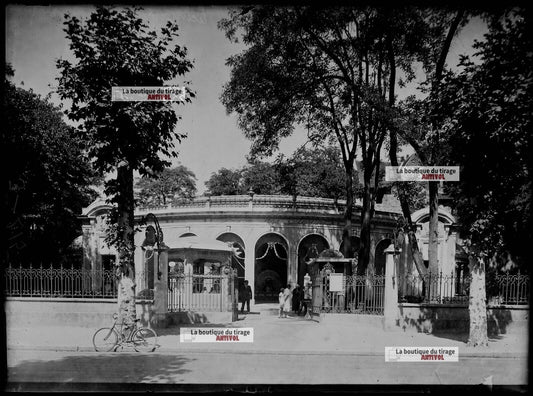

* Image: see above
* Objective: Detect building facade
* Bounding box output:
[80,194,459,304]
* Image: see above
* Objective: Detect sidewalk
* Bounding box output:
[6,305,528,358]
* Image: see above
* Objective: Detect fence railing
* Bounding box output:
[168,273,236,312]
[400,272,530,306]
[4,263,152,300]
[312,274,385,315]
[4,263,117,298]
[489,273,530,305]
[400,272,469,304]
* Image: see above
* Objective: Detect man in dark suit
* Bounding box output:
[240,280,252,313]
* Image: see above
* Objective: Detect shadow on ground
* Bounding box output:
[7,352,194,389]
[429,331,513,345]
[397,305,526,344]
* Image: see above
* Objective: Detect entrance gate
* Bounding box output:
[168,269,237,313]
[311,264,385,315]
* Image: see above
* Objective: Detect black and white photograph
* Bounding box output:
[3,1,531,393]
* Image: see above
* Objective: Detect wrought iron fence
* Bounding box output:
[4,263,118,298]
[399,272,469,304]
[400,272,530,305]
[312,274,385,315]
[4,263,154,299]
[488,273,530,305]
[168,273,236,312]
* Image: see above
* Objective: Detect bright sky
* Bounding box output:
[5,5,487,194]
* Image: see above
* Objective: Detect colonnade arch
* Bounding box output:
[216,232,246,288]
[254,233,289,302]
[297,234,330,286]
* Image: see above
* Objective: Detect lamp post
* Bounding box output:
[141,212,164,280]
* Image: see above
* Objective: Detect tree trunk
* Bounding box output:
[388,130,427,277]
[467,255,488,347]
[342,165,354,275]
[428,181,439,275]
[116,164,136,328]
[358,167,373,275]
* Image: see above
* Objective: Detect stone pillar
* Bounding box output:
[384,244,401,331]
[152,244,169,328]
[245,242,255,305]
[288,243,298,287]
[82,223,98,293]
[134,230,145,290]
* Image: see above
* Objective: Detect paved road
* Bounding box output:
[5,349,527,390]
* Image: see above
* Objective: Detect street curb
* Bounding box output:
[7,345,528,358]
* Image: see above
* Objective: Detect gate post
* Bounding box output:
[384,244,401,331]
[152,244,169,328]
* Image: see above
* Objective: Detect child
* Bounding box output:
[278,287,285,318]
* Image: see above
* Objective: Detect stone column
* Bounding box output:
[383,244,401,331]
[244,242,255,305]
[152,244,169,328]
[134,230,145,290]
[288,243,298,287]
[82,223,97,293]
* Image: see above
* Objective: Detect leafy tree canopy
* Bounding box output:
[4,65,99,264]
[205,167,244,196]
[135,164,197,206]
[205,145,357,199]
[275,145,350,200]
[56,5,195,267]
[440,8,531,271]
[56,6,195,177]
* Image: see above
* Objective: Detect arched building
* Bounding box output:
[80,194,459,304]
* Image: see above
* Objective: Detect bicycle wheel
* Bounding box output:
[132,327,157,352]
[93,327,119,352]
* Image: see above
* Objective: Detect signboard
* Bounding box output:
[329,273,344,292]
[385,166,460,181]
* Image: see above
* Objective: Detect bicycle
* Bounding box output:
[92,313,158,353]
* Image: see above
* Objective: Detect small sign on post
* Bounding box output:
[329,273,344,292]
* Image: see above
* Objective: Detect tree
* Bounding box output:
[276,145,349,200]
[385,8,469,278]
[204,145,352,199]
[437,8,531,346]
[219,6,441,274]
[136,165,197,206]
[241,160,279,195]
[205,167,244,195]
[56,6,194,327]
[3,64,98,265]
[205,161,280,195]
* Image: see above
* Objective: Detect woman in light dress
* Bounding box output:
[282,285,292,318]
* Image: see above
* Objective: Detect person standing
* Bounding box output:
[278,288,285,318]
[297,285,305,315]
[282,284,292,318]
[292,285,301,313]
[240,280,252,313]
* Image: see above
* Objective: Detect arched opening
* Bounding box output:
[374,239,392,276]
[179,232,197,238]
[297,234,329,286]
[217,232,246,289]
[254,233,288,303]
